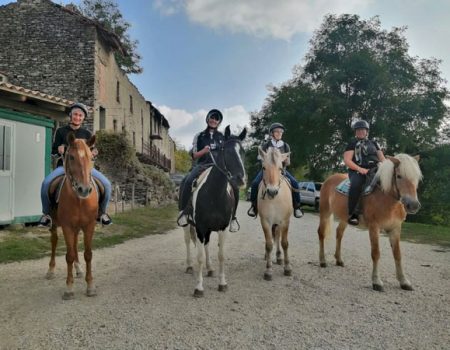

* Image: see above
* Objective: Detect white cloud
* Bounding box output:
[159,105,251,149]
[155,0,373,40]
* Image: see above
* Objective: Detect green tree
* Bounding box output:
[174,144,192,173]
[75,0,143,74]
[251,14,449,179]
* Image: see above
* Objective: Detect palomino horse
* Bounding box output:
[183,126,247,297]
[46,132,99,300]
[257,147,293,281]
[317,154,422,291]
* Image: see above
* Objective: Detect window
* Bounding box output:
[99,107,106,130]
[0,125,12,171]
[113,119,117,132]
[132,132,136,146]
[116,81,120,103]
[129,95,133,113]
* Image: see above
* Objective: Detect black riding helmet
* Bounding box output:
[69,102,88,118]
[269,122,285,134]
[205,109,223,124]
[352,120,369,130]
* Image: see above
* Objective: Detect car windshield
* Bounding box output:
[315,183,322,191]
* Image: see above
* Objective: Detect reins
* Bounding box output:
[60,145,94,196]
[209,139,242,182]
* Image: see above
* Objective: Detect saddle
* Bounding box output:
[335,169,379,197]
[48,175,104,208]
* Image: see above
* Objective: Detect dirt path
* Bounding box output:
[1,202,449,349]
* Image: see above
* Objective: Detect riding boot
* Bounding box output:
[38,214,52,228]
[98,213,112,226]
[247,201,257,217]
[348,213,359,226]
[229,217,240,232]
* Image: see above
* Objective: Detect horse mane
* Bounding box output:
[377,153,423,193]
[267,147,282,167]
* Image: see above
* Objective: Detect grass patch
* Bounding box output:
[401,222,450,248]
[0,204,178,264]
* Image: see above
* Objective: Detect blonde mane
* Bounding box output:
[377,153,423,193]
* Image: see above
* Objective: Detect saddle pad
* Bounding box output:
[335,179,372,196]
[192,167,212,191]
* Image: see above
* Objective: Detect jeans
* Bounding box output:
[348,170,366,215]
[40,166,112,215]
[250,169,300,206]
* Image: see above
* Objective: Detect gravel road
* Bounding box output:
[1,201,449,349]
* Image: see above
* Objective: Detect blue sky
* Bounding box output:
[2,0,449,148]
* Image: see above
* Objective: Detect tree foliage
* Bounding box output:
[75,0,143,74]
[174,145,192,173]
[250,14,449,180]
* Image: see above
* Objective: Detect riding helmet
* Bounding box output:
[205,109,223,124]
[269,122,285,134]
[69,102,88,118]
[352,120,370,130]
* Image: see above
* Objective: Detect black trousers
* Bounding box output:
[348,170,366,216]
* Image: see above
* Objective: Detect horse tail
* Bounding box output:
[318,175,339,241]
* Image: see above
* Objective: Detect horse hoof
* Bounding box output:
[276,259,283,265]
[62,291,75,300]
[401,284,414,291]
[336,261,345,267]
[185,266,194,274]
[45,271,55,280]
[86,288,97,297]
[320,262,327,268]
[218,284,228,292]
[193,289,204,298]
[76,271,84,278]
[264,273,272,281]
[207,270,214,277]
[373,284,384,292]
[284,269,292,276]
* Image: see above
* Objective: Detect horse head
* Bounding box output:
[221,125,247,188]
[378,154,422,214]
[258,147,290,199]
[65,132,96,199]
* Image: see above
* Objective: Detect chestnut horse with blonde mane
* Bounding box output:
[257,147,293,281]
[46,132,98,300]
[317,154,422,291]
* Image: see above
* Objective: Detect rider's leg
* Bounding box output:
[247,170,263,217]
[39,166,65,227]
[92,168,112,225]
[284,170,303,218]
[348,171,366,225]
[177,165,203,226]
[229,185,240,232]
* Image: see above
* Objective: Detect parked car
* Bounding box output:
[298,181,322,210]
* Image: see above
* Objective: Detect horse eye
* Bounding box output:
[262,166,266,170]
[396,174,402,179]
[69,155,75,161]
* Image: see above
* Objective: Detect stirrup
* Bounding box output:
[247,206,257,218]
[348,215,359,226]
[229,217,240,232]
[99,213,112,226]
[38,214,52,228]
[177,212,189,227]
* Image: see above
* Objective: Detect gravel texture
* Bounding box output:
[1,201,449,349]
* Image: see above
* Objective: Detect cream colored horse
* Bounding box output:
[317,154,422,291]
[257,147,293,281]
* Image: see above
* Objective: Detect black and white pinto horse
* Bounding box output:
[183,126,247,297]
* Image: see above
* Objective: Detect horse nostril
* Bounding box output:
[77,186,83,194]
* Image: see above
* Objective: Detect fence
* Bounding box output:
[139,142,171,172]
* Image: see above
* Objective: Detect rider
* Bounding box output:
[38,102,112,227]
[344,120,385,226]
[247,122,303,218]
[177,109,240,232]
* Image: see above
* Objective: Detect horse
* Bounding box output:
[257,147,293,281]
[46,132,99,300]
[183,125,247,297]
[317,154,422,291]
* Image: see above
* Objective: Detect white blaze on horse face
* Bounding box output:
[234,143,246,186]
[78,149,85,158]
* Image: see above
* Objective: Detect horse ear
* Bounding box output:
[225,125,231,138]
[67,131,76,146]
[387,155,400,168]
[413,155,420,162]
[258,146,266,159]
[238,127,247,141]
[87,135,96,148]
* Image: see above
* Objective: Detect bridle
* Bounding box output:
[63,145,94,196]
[209,138,243,182]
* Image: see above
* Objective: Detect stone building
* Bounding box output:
[0,0,175,172]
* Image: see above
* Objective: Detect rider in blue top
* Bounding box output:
[247,122,303,218]
[177,109,240,232]
[38,103,112,227]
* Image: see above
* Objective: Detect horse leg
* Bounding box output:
[217,230,228,292]
[388,228,413,291]
[317,213,332,268]
[334,221,347,267]
[83,223,97,297]
[262,222,273,281]
[275,226,282,265]
[194,237,205,297]
[205,242,214,277]
[73,233,84,278]
[281,225,291,276]
[183,225,194,274]
[62,227,77,300]
[46,225,58,280]
[369,226,384,291]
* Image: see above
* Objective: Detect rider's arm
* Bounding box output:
[344,150,368,174]
[193,146,210,160]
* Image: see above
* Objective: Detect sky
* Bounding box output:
[2,0,450,149]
